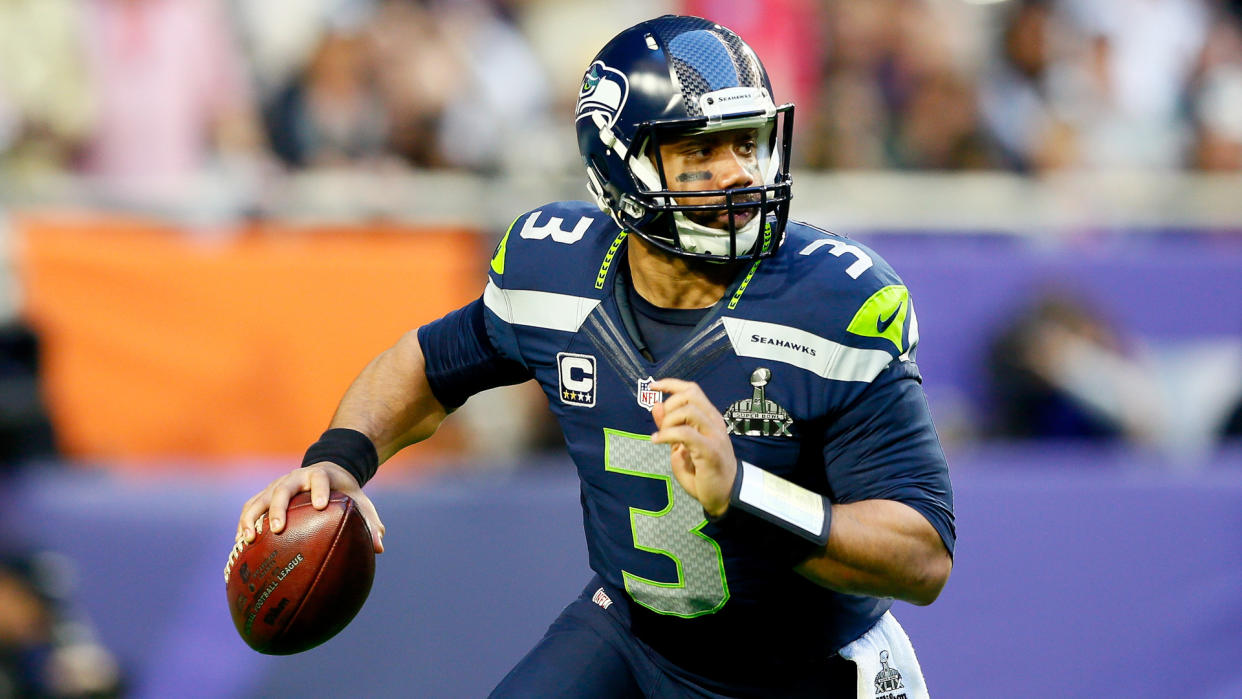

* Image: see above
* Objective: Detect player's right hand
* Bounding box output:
[236,463,386,554]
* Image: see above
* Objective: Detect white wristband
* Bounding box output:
[731,461,831,545]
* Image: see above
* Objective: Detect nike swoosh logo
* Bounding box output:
[876,303,903,333]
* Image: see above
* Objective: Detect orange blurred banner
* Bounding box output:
[13,212,488,465]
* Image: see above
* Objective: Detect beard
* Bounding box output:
[681,192,762,230]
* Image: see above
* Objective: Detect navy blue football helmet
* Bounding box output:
[575,15,794,262]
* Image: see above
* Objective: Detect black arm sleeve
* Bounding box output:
[416,297,533,411]
[823,361,956,556]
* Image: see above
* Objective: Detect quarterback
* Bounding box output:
[238,15,954,698]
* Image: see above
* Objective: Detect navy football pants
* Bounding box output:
[490,579,858,698]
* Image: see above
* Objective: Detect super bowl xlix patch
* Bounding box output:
[724,368,794,438]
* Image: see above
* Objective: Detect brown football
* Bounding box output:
[224,491,375,655]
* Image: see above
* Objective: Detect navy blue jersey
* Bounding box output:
[424,201,954,689]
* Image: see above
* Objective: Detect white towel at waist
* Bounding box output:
[837,611,929,699]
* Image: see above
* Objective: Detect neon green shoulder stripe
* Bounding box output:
[490,216,521,275]
[846,285,910,353]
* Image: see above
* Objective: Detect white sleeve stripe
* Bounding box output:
[899,306,919,362]
[482,279,513,323]
[483,279,600,333]
[722,317,893,382]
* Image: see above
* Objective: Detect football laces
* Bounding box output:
[223,514,267,583]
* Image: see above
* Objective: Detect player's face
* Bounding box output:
[657,128,762,230]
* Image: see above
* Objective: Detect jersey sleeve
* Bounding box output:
[417,209,559,410]
[821,360,956,556]
[417,297,532,411]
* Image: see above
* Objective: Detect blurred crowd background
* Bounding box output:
[2,0,1242,202]
[1,0,1241,696]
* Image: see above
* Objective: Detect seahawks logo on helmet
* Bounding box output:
[576,61,628,129]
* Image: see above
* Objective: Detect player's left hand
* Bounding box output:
[649,378,736,518]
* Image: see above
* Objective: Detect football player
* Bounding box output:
[238,15,954,697]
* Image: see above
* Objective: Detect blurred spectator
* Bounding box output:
[985,291,1162,443]
[0,552,122,698]
[982,289,1242,456]
[978,0,1079,171]
[266,26,391,169]
[365,0,467,169]
[77,0,267,207]
[0,321,58,471]
[806,0,995,170]
[231,0,360,103]
[0,217,116,697]
[0,0,94,177]
[1049,0,1209,169]
[1186,3,1242,170]
[1223,395,1242,440]
[427,1,555,174]
[0,328,120,699]
[890,63,993,169]
[360,0,557,174]
[804,1,899,169]
[885,0,993,169]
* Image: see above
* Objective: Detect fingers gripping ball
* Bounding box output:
[224,492,375,654]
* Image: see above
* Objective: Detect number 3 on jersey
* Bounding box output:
[604,429,729,617]
[799,238,873,279]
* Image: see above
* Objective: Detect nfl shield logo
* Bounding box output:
[636,377,662,411]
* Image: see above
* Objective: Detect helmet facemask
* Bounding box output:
[592,101,793,263]
[627,105,792,261]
